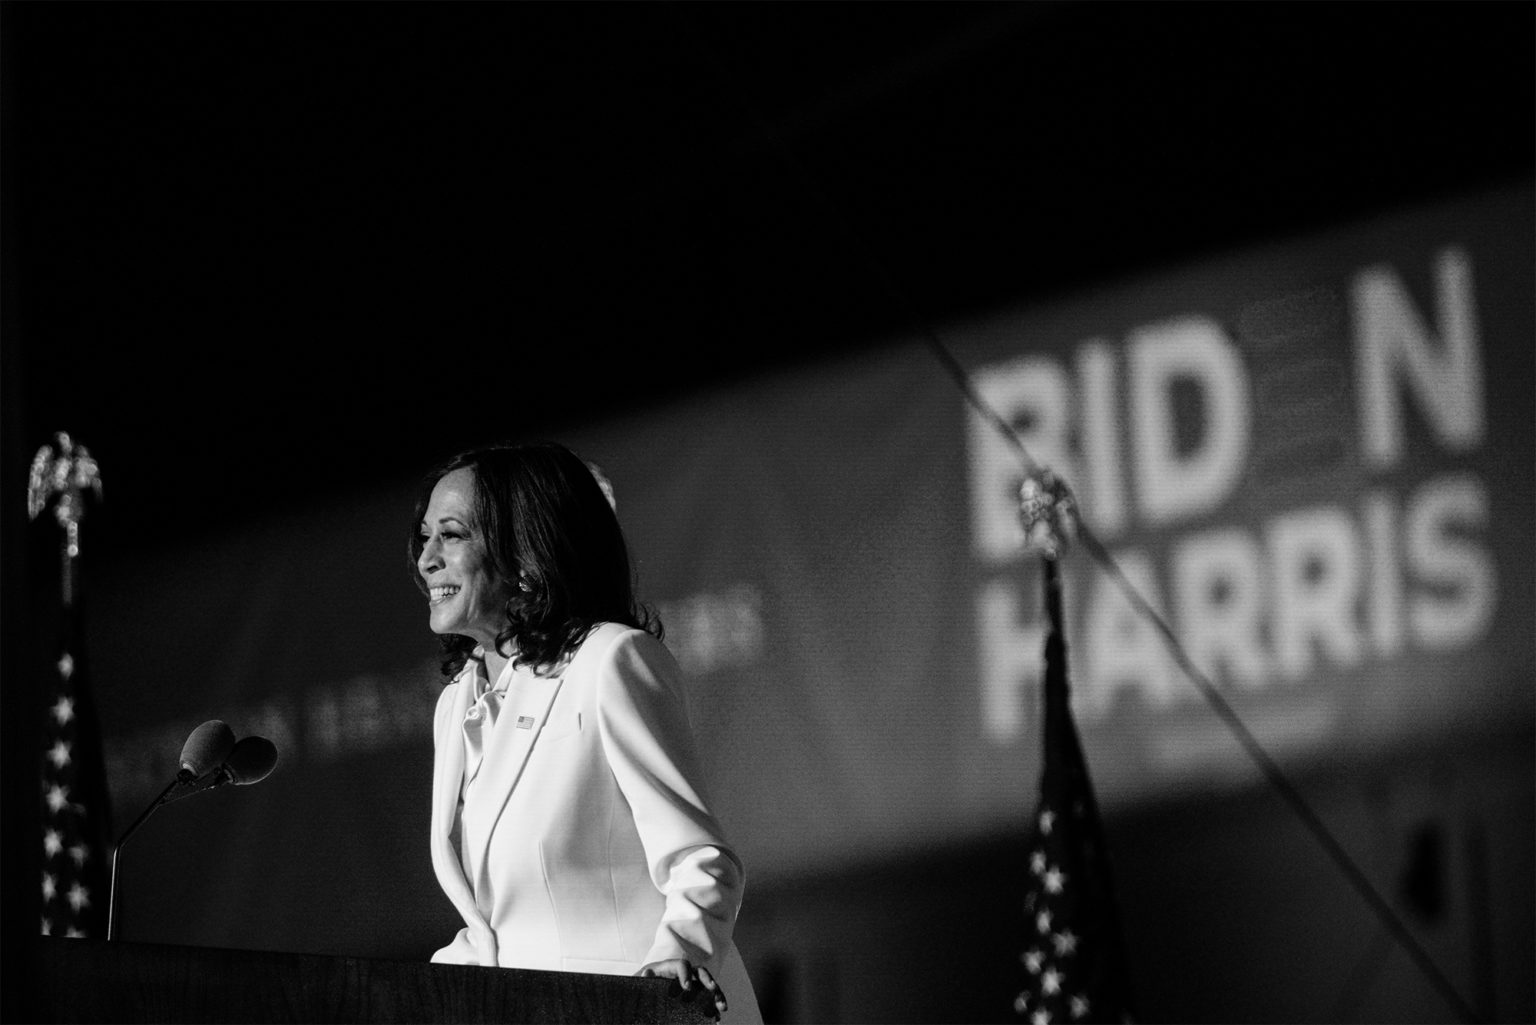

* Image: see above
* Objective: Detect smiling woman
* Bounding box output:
[405,441,760,1023]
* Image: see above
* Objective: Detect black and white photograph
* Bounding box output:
[3,3,1532,1022]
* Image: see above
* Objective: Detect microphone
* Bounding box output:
[161,734,279,806]
[178,720,237,781]
[108,721,280,940]
[223,735,278,785]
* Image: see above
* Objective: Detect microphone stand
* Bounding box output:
[106,770,227,941]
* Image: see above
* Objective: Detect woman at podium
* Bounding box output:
[409,441,760,1022]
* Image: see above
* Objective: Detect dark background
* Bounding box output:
[4,2,1532,1021]
[5,1,1531,540]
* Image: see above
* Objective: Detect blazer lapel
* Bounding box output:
[461,671,566,888]
[430,673,495,954]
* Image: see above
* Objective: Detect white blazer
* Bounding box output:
[429,622,761,1022]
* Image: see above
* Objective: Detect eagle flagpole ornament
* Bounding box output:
[1012,467,1134,1023]
[28,431,103,608]
[28,431,112,938]
[1016,466,1077,562]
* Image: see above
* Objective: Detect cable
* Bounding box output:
[1073,525,1478,1023]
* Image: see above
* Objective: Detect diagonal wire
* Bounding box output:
[1071,524,1478,1023]
[665,6,1482,1022]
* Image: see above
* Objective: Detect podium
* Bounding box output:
[24,937,718,1023]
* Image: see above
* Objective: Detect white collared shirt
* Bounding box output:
[461,650,517,792]
[451,649,520,891]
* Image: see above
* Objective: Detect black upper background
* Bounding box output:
[3,1,1532,544]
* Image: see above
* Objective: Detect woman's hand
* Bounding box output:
[639,959,728,1017]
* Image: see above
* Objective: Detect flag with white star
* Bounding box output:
[39,609,113,939]
[1014,560,1134,1024]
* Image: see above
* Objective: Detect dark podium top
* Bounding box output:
[25,936,719,1023]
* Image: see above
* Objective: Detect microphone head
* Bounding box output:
[178,720,237,780]
[223,735,278,785]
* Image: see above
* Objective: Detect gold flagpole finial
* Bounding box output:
[1017,467,1077,561]
[27,432,103,607]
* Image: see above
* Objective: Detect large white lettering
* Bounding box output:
[1405,474,1494,648]
[1172,528,1270,689]
[1079,550,1178,716]
[976,579,1047,741]
[1353,248,1484,468]
[975,475,1495,738]
[968,247,1498,744]
[1362,491,1405,658]
[1129,316,1252,526]
[1077,342,1127,535]
[1268,506,1367,678]
[967,320,1250,554]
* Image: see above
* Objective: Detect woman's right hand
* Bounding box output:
[639,959,728,1018]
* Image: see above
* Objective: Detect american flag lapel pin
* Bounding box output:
[516,715,535,730]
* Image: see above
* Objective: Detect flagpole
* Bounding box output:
[1013,469,1135,1024]
[28,432,111,940]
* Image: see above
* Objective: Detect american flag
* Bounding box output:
[1013,559,1134,1023]
[38,600,113,939]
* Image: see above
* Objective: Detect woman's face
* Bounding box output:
[417,467,511,649]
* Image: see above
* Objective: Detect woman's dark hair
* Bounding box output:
[408,441,661,678]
